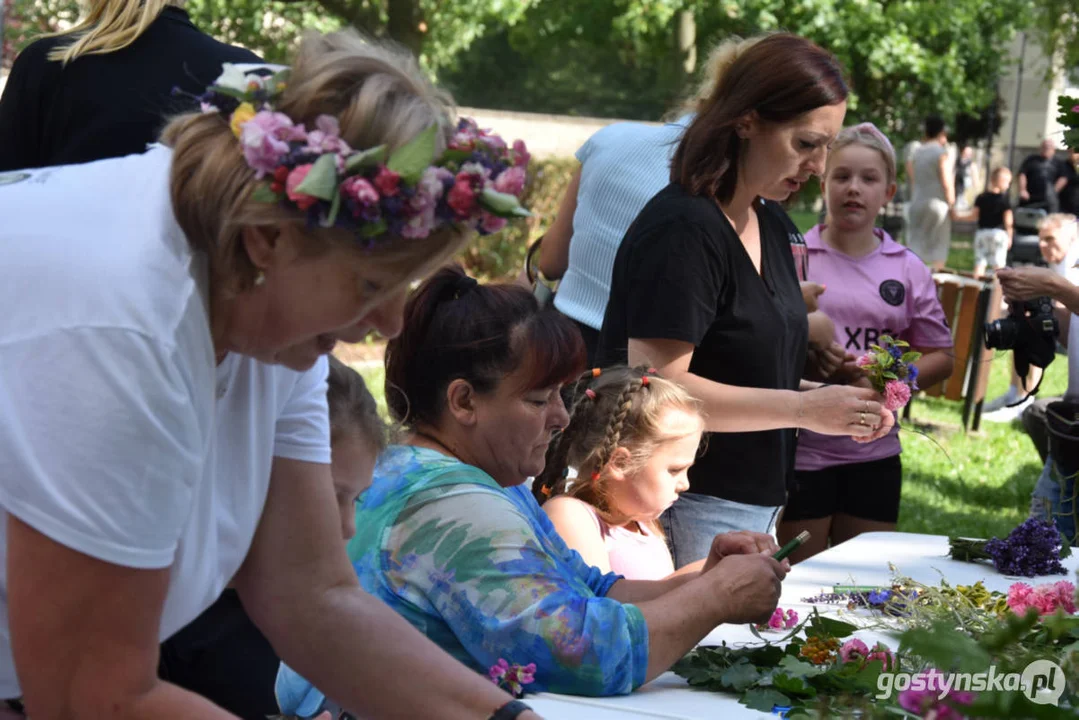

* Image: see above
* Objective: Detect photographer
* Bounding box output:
[996,214,1079,545]
[983,214,1079,421]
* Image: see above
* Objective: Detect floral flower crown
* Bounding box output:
[198,63,532,243]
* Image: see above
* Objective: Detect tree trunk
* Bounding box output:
[386,0,424,56]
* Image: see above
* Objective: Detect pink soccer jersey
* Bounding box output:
[796,225,953,471]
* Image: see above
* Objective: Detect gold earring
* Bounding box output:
[253,270,266,287]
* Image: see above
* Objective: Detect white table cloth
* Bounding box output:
[529,531,1079,719]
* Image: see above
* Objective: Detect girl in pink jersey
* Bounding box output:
[532,367,704,580]
[777,124,955,563]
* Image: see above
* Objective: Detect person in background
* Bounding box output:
[159,357,387,719]
[1018,139,1066,214]
[985,214,1079,423]
[777,124,954,563]
[535,366,704,581]
[997,215,1079,545]
[954,145,978,211]
[0,0,260,170]
[953,166,1014,279]
[906,115,955,270]
[594,33,893,567]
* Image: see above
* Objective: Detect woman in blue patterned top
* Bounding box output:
[277,266,788,713]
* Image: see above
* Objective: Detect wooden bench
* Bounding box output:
[904,273,1002,431]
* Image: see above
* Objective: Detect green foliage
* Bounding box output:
[1059,95,1079,152]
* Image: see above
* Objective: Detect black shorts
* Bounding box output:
[783,454,902,523]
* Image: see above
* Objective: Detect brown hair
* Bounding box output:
[161,31,467,294]
[384,264,586,429]
[327,355,386,452]
[671,34,770,118]
[670,33,848,203]
[533,366,703,532]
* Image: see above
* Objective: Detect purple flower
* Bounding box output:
[493,166,527,196]
[239,111,299,178]
[985,517,1066,577]
[400,208,437,238]
[305,114,352,157]
[867,589,892,606]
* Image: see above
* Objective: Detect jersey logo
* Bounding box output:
[879,279,905,307]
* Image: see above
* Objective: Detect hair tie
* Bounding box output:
[640,376,650,387]
[584,388,597,400]
[590,471,601,481]
[591,368,602,378]
[452,275,478,300]
[539,483,551,498]
[646,367,657,374]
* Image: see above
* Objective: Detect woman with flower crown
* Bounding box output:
[0,31,540,720]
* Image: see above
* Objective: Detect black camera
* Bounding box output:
[984,296,1059,381]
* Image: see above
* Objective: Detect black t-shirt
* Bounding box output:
[595,183,809,507]
[0,7,260,170]
[1060,159,1079,215]
[1018,154,1061,203]
[974,191,1011,230]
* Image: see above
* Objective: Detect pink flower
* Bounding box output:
[783,609,798,628]
[479,211,508,234]
[856,353,874,367]
[340,176,380,220]
[883,379,912,411]
[866,643,897,671]
[239,110,297,178]
[839,638,869,664]
[488,659,535,698]
[410,166,451,215]
[447,178,478,218]
[285,164,319,211]
[373,166,401,197]
[1008,581,1076,616]
[757,607,797,631]
[401,209,437,238]
[305,114,351,156]
[898,670,976,719]
[513,139,531,167]
[1073,105,1079,113]
[494,166,527,196]
[488,658,509,684]
[1007,582,1034,615]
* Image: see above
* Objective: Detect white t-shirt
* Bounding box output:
[0,148,331,696]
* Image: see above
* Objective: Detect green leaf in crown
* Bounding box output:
[386,124,439,184]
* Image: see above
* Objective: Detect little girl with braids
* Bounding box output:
[534,366,704,580]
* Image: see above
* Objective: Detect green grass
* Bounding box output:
[353,226,1053,542]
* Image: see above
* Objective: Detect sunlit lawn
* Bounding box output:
[352,221,1053,542]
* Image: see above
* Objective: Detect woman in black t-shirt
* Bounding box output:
[595,33,893,568]
[0,0,260,171]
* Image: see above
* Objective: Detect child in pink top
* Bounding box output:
[777,124,955,564]
[532,366,703,580]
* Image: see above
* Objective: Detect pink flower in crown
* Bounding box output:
[340,176,380,220]
[856,353,874,368]
[401,209,437,238]
[883,379,911,411]
[479,211,508,234]
[373,166,401,197]
[839,638,869,664]
[512,139,531,168]
[866,644,896,671]
[494,166,527,196]
[305,114,352,157]
[447,179,477,218]
[478,129,507,151]
[411,166,452,214]
[285,164,319,211]
[240,111,297,178]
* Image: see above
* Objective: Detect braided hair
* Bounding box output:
[533,365,703,531]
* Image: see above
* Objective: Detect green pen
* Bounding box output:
[773,531,810,561]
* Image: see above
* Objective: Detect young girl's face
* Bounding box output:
[612,408,702,521]
[823,144,896,233]
[331,431,379,541]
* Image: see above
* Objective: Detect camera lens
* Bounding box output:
[984,318,1019,350]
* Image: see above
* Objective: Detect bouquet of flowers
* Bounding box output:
[856,335,921,411]
[949,517,1071,577]
[1059,95,1079,151]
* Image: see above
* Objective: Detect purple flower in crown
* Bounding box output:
[340,176,381,221]
[412,167,453,212]
[240,111,304,178]
[305,115,352,158]
[401,208,438,238]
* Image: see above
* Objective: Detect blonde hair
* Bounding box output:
[672,34,771,118]
[825,123,897,185]
[47,0,184,65]
[162,31,468,293]
[533,366,703,532]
